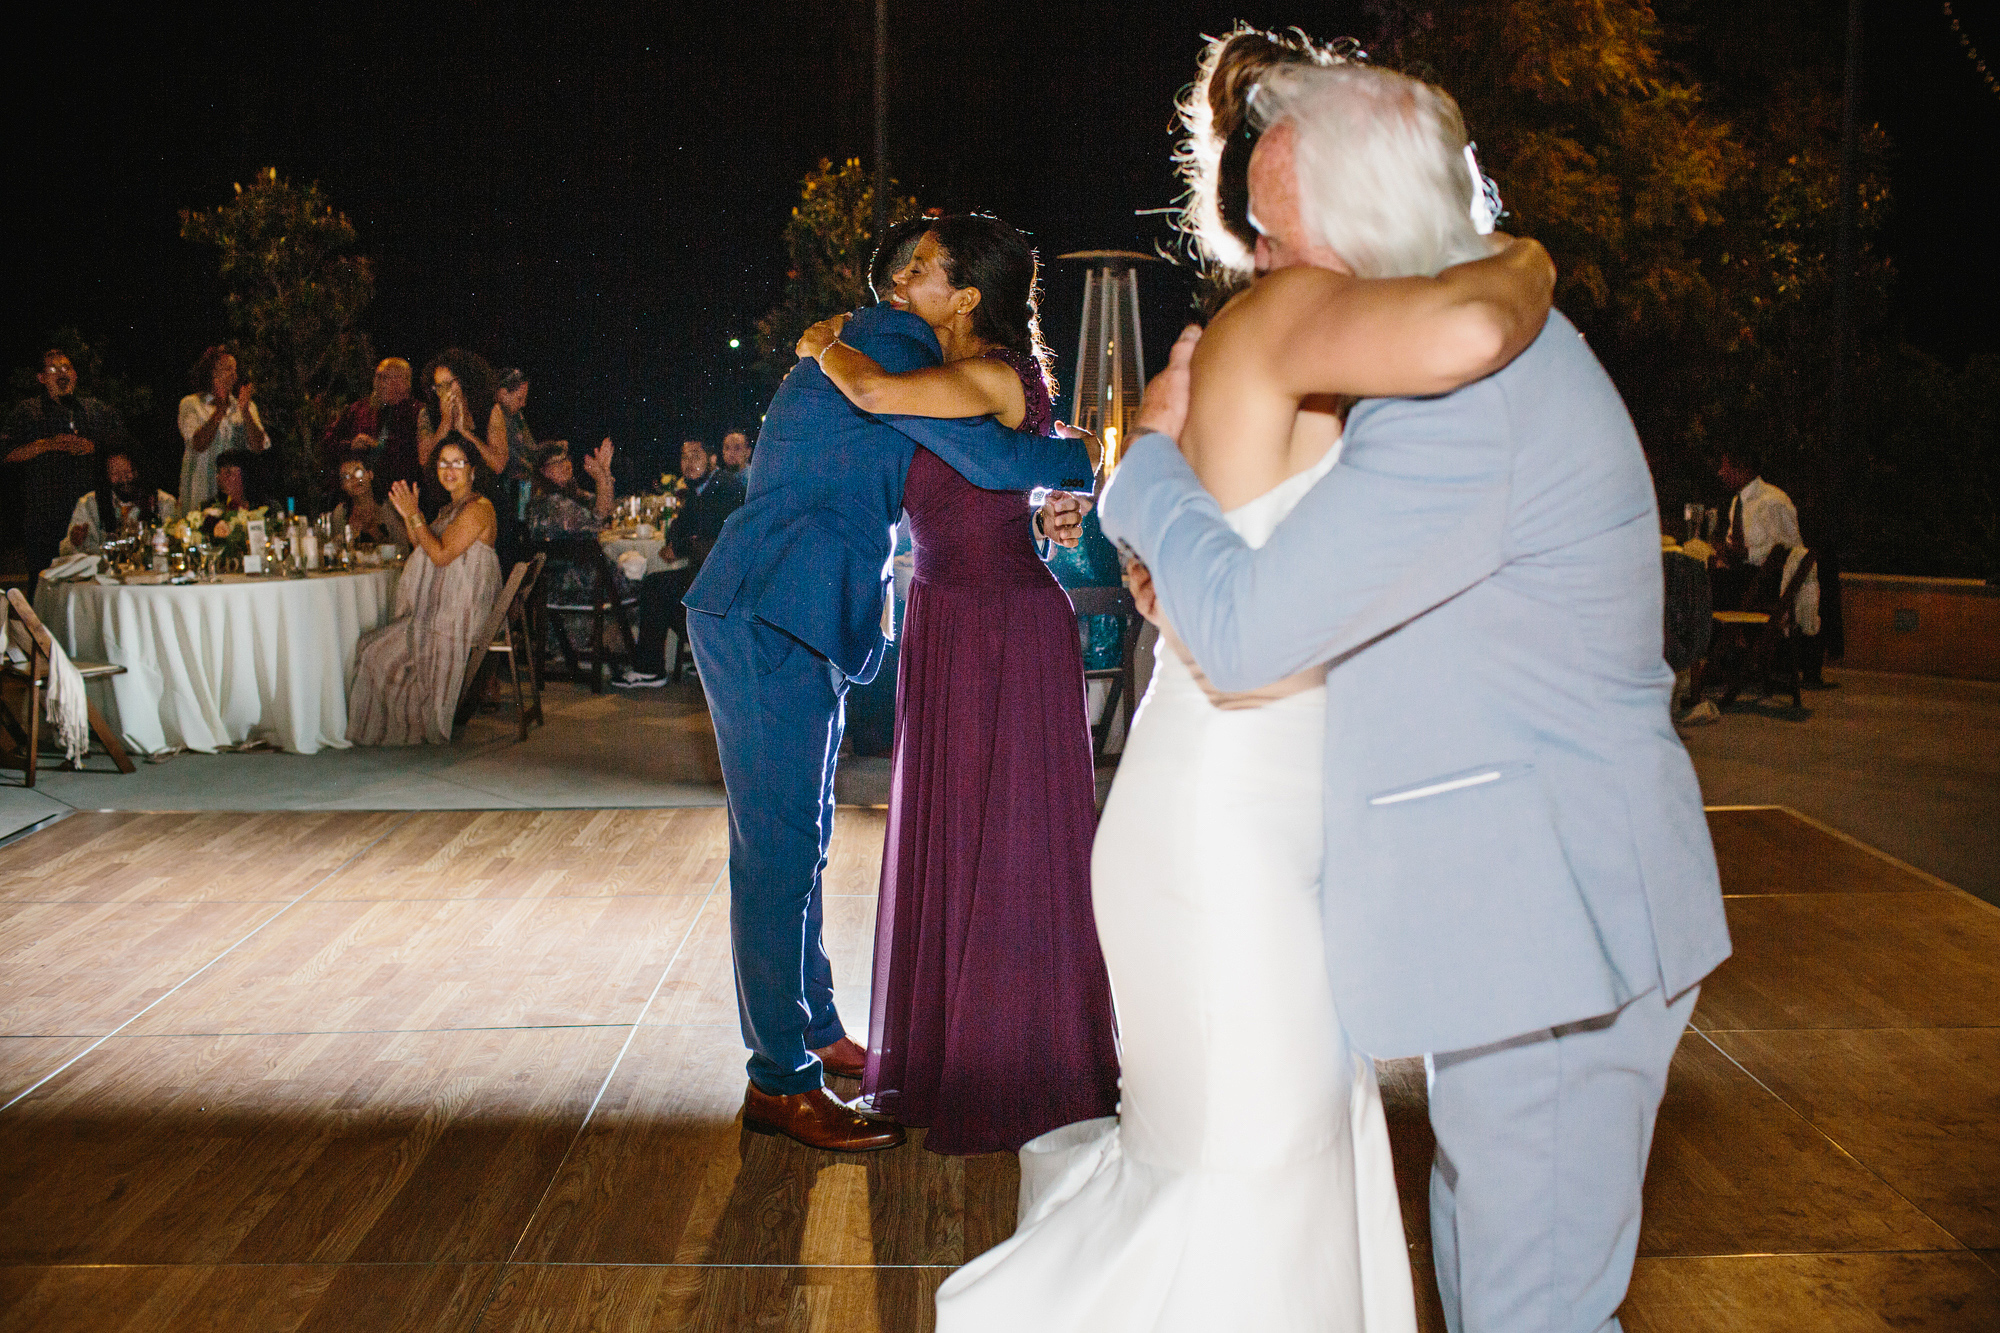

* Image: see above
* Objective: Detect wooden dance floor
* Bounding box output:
[0,805,1994,1331]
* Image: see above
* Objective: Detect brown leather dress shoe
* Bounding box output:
[811,1035,868,1080]
[743,1083,905,1152]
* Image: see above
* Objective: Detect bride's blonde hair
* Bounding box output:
[1176,25,1351,277]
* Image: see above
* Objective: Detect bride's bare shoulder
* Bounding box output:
[1196,268,1357,372]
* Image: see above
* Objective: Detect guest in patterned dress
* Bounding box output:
[346,440,502,746]
[526,438,623,608]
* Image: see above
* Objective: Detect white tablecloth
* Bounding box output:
[34,570,398,755]
[598,533,687,578]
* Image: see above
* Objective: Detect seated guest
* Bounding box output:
[178,345,267,512]
[321,358,425,495]
[615,437,746,687]
[4,349,138,582]
[61,450,178,554]
[330,458,410,552]
[212,450,258,511]
[347,441,502,745]
[527,437,623,611]
[719,428,753,475]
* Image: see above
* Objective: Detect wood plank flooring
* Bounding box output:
[1,805,1996,1330]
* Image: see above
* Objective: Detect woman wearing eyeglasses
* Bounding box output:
[330,457,410,553]
[346,439,502,745]
[418,349,501,512]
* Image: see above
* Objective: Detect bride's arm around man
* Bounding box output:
[1099,55,1729,1333]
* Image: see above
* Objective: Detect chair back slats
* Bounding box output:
[2,587,136,781]
[455,561,530,728]
[5,589,55,675]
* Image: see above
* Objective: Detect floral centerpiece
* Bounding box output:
[655,473,685,511]
[169,504,267,561]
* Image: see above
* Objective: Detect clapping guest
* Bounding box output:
[178,345,267,512]
[331,458,410,551]
[615,437,746,688]
[61,450,177,555]
[321,358,425,494]
[4,349,139,582]
[528,437,625,618]
[419,349,500,511]
[347,440,502,745]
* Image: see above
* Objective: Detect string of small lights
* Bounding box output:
[1943,2,2000,100]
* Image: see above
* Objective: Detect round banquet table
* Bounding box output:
[34,569,399,755]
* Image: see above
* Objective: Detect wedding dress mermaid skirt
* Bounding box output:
[935,643,1417,1331]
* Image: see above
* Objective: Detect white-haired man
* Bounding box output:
[1103,56,1730,1333]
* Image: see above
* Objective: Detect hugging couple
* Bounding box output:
[689,26,1728,1333]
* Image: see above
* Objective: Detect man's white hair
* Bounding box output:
[1251,62,1490,279]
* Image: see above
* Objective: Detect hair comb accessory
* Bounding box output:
[1464,143,1502,235]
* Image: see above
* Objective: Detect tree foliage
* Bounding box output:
[1367,0,1903,559]
[753,157,923,391]
[180,168,375,504]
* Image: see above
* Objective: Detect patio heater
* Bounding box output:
[1060,250,1160,471]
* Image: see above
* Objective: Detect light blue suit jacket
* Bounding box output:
[1099,312,1730,1057]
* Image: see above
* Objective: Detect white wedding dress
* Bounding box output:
[936,445,1416,1332]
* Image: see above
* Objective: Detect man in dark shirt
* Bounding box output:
[614,438,746,687]
[719,428,753,475]
[3,349,137,585]
[319,358,424,496]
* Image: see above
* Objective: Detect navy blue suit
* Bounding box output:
[686,305,1092,1095]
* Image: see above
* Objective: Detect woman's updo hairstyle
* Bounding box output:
[925,212,1056,400]
[1177,25,1355,276]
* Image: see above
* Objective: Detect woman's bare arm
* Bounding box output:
[815,342,1027,429]
[1235,236,1554,401]
[481,405,512,475]
[391,486,495,567]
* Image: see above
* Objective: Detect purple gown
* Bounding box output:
[862,348,1121,1155]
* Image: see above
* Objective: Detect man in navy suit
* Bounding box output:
[686,300,1093,1151]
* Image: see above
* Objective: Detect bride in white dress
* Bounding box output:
[939,438,1418,1332]
[935,25,1557,1331]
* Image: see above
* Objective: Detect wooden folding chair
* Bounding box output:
[537,537,639,694]
[2,587,137,786]
[455,554,547,741]
[1068,585,1144,763]
[1689,545,1819,712]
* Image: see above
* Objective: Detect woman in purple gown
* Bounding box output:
[797,214,1118,1154]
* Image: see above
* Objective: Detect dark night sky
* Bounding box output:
[10,1,1999,488]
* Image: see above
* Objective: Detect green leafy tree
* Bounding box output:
[753,157,923,391]
[180,168,375,506]
[1369,0,1897,543]
[1371,0,1736,338]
